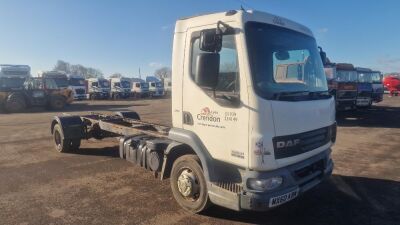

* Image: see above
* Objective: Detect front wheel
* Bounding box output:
[170,155,210,213]
[5,93,26,113]
[50,95,66,110]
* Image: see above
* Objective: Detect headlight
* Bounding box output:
[247,177,283,191]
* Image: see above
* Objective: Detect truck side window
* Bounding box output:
[92,82,98,87]
[191,34,240,94]
[135,83,140,88]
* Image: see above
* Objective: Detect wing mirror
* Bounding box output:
[199,29,222,53]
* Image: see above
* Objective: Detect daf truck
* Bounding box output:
[68,74,86,100]
[130,78,149,98]
[86,78,111,100]
[356,67,373,107]
[110,77,131,99]
[50,10,336,213]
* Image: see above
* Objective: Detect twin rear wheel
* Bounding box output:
[170,155,210,213]
[53,124,81,152]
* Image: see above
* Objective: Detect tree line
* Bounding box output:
[54,60,172,80]
[53,60,104,79]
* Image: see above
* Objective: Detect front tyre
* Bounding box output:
[5,93,26,113]
[170,155,210,213]
[50,95,66,110]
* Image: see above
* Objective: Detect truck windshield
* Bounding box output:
[246,22,328,100]
[156,82,163,88]
[337,70,358,82]
[0,77,26,89]
[99,80,109,88]
[45,78,68,88]
[121,81,130,88]
[371,72,382,83]
[358,72,373,83]
[69,78,85,86]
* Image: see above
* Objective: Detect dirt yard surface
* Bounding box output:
[0,96,399,225]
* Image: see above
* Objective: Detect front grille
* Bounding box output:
[337,90,357,99]
[273,125,333,159]
[75,89,85,94]
[358,91,371,98]
[294,159,325,180]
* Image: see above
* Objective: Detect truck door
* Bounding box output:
[182,26,249,167]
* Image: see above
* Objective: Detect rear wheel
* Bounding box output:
[5,93,26,113]
[53,124,81,152]
[170,155,210,213]
[50,95,66,110]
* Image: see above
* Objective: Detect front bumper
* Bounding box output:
[74,94,87,100]
[336,99,356,111]
[240,149,333,211]
[356,97,371,106]
[372,93,383,103]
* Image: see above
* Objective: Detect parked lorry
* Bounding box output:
[1,67,73,112]
[383,75,400,96]
[50,10,336,213]
[110,77,131,99]
[86,78,111,99]
[130,78,149,98]
[68,74,86,100]
[325,63,358,111]
[370,71,384,102]
[355,67,374,107]
[146,76,165,97]
[163,77,172,96]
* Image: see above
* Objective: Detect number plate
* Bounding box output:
[269,189,299,207]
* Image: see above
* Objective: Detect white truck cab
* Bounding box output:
[86,78,110,99]
[67,74,86,100]
[130,78,149,98]
[163,77,172,96]
[170,10,335,211]
[146,76,165,97]
[0,65,31,90]
[110,77,131,99]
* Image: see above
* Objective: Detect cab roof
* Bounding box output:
[175,10,313,37]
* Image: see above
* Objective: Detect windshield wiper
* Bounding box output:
[273,91,310,100]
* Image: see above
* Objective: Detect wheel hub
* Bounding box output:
[177,169,198,198]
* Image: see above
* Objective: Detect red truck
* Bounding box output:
[383,75,400,96]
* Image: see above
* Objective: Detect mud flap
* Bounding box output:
[51,116,85,140]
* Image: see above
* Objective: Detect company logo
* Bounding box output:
[276,139,300,149]
[197,107,221,122]
[273,16,285,26]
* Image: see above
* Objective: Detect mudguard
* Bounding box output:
[51,115,85,140]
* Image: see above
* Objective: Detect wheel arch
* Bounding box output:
[161,128,214,182]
